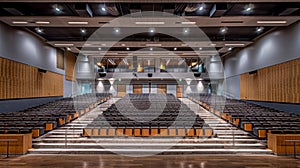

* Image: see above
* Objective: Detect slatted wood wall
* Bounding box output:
[0,57,63,99]
[176,85,183,98]
[157,84,167,94]
[133,84,142,94]
[65,51,76,81]
[117,84,126,97]
[240,58,300,103]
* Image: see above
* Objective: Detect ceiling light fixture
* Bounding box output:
[101,7,106,12]
[54,43,74,47]
[66,47,71,51]
[12,21,28,24]
[114,28,120,33]
[181,22,196,25]
[256,26,264,33]
[98,47,102,50]
[80,28,87,34]
[149,28,155,33]
[126,47,130,51]
[199,3,205,11]
[225,43,245,46]
[174,47,177,51]
[35,27,43,33]
[220,27,228,34]
[228,47,233,51]
[257,20,287,24]
[199,47,202,50]
[150,48,153,51]
[68,21,88,25]
[35,21,50,24]
[244,4,254,13]
[135,21,165,25]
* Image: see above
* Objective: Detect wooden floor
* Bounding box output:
[0,155,299,168]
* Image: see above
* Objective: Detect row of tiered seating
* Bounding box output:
[83,94,213,137]
[188,93,300,139]
[0,93,112,138]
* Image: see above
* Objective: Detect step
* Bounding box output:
[32,138,261,144]
[32,143,266,149]
[28,148,273,155]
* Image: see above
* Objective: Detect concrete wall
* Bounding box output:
[223,21,300,99]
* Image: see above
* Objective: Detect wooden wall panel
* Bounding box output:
[240,58,300,103]
[133,84,142,94]
[117,84,126,97]
[157,84,167,94]
[65,51,76,81]
[176,85,183,98]
[0,57,63,99]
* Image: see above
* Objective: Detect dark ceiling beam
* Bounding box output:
[1,16,299,27]
[1,0,300,2]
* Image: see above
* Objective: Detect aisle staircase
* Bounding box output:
[28,98,273,155]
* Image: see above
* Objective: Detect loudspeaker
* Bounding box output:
[98,72,106,77]
[194,73,201,78]
[38,68,47,73]
[147,73,152,77]
[249,70,257,75]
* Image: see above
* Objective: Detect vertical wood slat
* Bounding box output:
[240,58,300,103]
[0,57,63,99]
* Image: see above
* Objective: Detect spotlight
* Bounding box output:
[55,7,61,12]
[256,26,264,33]
[244,4,254,13]
[150,48,153,51]
[220,27,228,34]
[228,47,233,51]
[114,28,120,33]
[66,47,71,51]
[126,47,130,51]
[80,28,86,34]
[199,47,202,50]
[98,47,102,50]
[174,47,177,51]
[101,7,106,12]
[199,3,204,11]
[35,27,43,33]
[149,28,155,33]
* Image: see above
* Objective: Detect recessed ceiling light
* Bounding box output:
[126,47,130,51]
[174,47,177,51]
[98,47,102,50]
[55,7,61,12]
[199,3,205,11]
[244,4,254,13]
[183,28,189,34]
[35,27,43,33]
[199,47,202,50]
[257,20,287,24]
[80,28,86,34]
[12,21,28,24]
[68,21,88,25]
[114,28,120,33]
[101,7,106,12]
[66,47,71,51]
[135,21,165,25]
[150,48,153,51]
[35,21,50,24]
[149,28,155,33]
[256,26,264,33]
[228,47,233,51]
[220,27,228,34]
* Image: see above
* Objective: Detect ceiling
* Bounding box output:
[0,1,299,58]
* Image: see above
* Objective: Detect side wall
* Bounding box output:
[0,22,74,111]
[223,21,300,99]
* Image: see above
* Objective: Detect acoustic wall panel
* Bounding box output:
[0,57,63,99]
[65,51,76,81]
[240,58,300,103]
